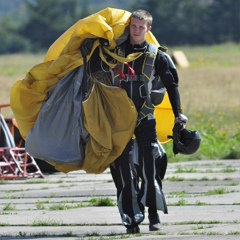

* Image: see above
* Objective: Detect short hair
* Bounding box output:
[131,9,153,27]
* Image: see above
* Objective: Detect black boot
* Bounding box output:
[126,225,140,234]
[148,208,162,231]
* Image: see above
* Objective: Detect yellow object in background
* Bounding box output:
[154,93,174,144]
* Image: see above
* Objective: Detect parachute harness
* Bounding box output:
[113,44,158,122]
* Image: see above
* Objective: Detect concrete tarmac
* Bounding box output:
[0,159,239,240]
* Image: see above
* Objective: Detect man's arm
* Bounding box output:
[154,51,182,118]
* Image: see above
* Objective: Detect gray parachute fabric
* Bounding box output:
[25,66,89,167]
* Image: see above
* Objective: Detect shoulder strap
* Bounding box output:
[142,43,158,81]
[138,44,158,121]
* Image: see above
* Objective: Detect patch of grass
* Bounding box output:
[169,190,187,197]
[49,203,69,211]
[221,166,237,173]
[200,177,218,181]
[49,193,56,198]
[2,203,16,211]
[205,188,228,195]
[18,232,77,238]
[29,232,48,237]
[205,167,237,173]
[49,202,84,210]
[177,199,188,206]
[58,184,77,188]
[84,231,100,237]
[0,223,9,226]
[89,197,116,207]
[32,218,63,226]
[165,176,186,182]
[153,232,167,235]
[195,200,207,206]
[229,231,240,235]
[35,201,48,210]
[26,179,64,184]
[191,225,205,230]
[175,220,221,225]
[175,167,197,173]
[207,232,225,235]
[61,231,75,237]
[5,189,26,193]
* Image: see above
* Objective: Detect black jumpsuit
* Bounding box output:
[109,38,182,229]
[88,38,182,229]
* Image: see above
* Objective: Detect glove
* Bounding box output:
[168,121,185,155]
[174,113,188,124]
[168,114,188,154]
[172,122,185,154]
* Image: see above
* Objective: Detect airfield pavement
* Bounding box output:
[0,159,240,240]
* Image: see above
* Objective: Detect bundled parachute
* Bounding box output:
[10,7,175,174]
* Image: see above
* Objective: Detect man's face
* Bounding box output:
[129,17,151,45]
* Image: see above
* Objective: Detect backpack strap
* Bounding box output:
[142,43,158,81]
[138,44,158,122]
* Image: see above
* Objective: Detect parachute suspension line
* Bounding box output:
[113,65,125,79]
[87,57,92,79]
[125,62,136,78]
[100,59,110,73]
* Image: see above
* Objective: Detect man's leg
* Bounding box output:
[135,118,168,231]
[110,139,144,233]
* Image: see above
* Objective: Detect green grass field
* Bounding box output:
[0,43,239,162]
[167,43,240,161]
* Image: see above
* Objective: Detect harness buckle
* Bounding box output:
[139,84,147,98]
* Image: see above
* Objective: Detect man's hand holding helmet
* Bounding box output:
[170,114,201,155]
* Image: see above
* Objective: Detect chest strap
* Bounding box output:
[113,43,158,83]
[113,44,159,122]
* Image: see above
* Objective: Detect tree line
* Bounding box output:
[0,0,239,54]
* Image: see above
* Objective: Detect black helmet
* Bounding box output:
[172,122,201,155]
